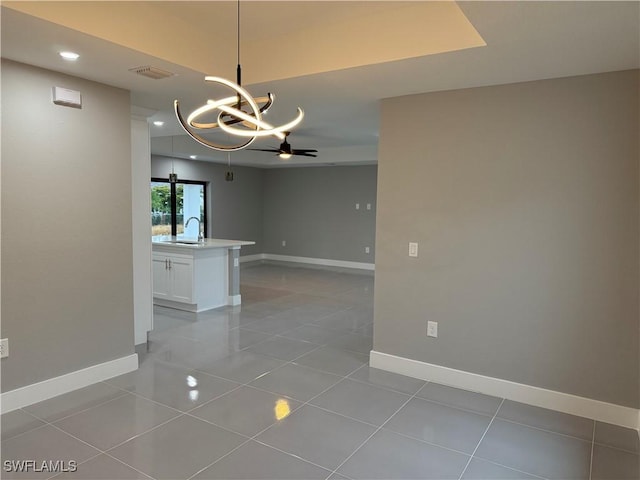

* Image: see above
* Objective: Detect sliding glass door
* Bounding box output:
[151,179,207,238]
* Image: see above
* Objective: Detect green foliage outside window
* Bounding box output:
[151,184,184,214]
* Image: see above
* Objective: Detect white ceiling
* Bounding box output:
[2,1,638,168]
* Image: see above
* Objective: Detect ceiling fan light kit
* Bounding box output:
[174,0,305,153]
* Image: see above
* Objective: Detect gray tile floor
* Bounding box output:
[2,262,639,479]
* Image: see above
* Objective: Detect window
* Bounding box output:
[151,178,207,238]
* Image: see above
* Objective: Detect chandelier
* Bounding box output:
[174,1,304,152]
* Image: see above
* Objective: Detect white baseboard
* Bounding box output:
[244,253,375,271]
[239,254,265,263]
[370,350,640,431]
[228,294,242,306]
[0,354,139,414]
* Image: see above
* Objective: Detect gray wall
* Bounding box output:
[375,70,639,408]
[150,158,378,263]
[1,60,135,392]
[151,156,264,257]
[262,166,377,264]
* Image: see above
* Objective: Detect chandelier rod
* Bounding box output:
[236,0,242,108]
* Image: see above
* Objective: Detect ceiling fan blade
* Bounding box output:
[292,149,318,154]
[247,148,281,153]
[294,152,318,158]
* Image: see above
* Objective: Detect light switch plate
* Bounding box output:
[0,338,8,358]
[409,242,418,257]
[427,322,438,338]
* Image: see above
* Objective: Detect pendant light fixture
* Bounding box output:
[175,0,304,152]
[225,152,234,182]
[169,137,178,183]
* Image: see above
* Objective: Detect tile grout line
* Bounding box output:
[276,366,351,413]
[287,358,368,379]
[185,436,255,480]
[240,330,329,358]
[97,410,249,480]
[183,351,312,422]
[5,387,132,445]
[0,409,50,443]
[457,397,505,480]
[19,388,131,427]
[400,393,500,420]
[244,307,363,335]
[461,456,549,480]
[43,423,112,471]
[592,440,640,456]
[101,377,209,417]
[496,416,596,444]
[181,383,247,415]
[343,370,420,397]
[370,420,496,459]
[45,451,104,480]
[92,451,156,480]
[98,411,189,455]
[5,422,116,480]
[326,380,434,478]
[245,441,334,477]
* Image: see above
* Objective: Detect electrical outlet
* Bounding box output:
[427,321,438,338]
[282,240,286,247]
[409,242,419,257]
[365,246,370,254]
[355,203,360,210]
[367,203,372,210]
[0,338,8,358]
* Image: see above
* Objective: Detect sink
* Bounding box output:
[162,240,202,245]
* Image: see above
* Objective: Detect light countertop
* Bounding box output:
[152,236,255,250]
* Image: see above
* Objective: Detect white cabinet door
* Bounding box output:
[169,256,193,303]
[153,253,193,304]
[152,254,171,299]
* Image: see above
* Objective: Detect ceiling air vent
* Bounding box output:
[129,66,175,80]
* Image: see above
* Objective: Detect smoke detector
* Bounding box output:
[129,66,175,80]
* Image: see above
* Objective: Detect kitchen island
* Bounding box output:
[152,236,255,312]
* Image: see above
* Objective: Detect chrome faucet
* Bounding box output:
[185,216,204,242]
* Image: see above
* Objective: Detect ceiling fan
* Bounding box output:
[248,132,318,159]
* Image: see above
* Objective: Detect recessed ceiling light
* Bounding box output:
[59,51,79,61]
[189,155,197,159]
[153,121,164,126]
